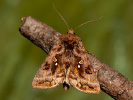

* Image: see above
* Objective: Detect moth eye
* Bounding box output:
[53,57,57,62]
[55,62,58,66]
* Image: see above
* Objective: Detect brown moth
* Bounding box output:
[32,28,100,93]
[32,4,101,93]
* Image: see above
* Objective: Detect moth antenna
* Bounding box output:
[53,3,69,31]
[74,16,103,31]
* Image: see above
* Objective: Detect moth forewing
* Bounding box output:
[32,42,65,89]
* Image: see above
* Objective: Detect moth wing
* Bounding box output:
[67,65,100,93]
[32,42,65,89]
[67,59,100,93]
[66,43,100,93]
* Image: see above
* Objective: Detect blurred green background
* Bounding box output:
[0,0,133,100]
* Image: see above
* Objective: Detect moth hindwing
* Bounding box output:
[32,29,100,93]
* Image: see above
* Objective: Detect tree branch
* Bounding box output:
[19,16,133,100]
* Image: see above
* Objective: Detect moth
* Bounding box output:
[32,28,100,93]
[32,4,101,93]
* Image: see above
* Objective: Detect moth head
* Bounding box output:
[68,28,75,34]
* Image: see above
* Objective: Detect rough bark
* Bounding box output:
[19,16,133,100]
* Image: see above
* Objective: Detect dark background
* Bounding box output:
[0,0,133,100]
